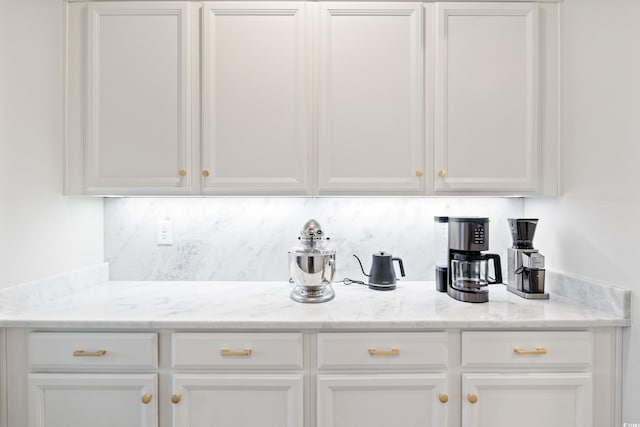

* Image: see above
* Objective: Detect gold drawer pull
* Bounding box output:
[439,393,449,404]
[178,169,187,177]
[415,170,424,177]
[202,170,210,177]
[220,349,252,357]
[368,348,400,356]
[468,393,478,404]
[73,349,107,357]
[141,393,152,405]
[438,169,447,177]
[171,394,182,404]
[514,347,548,355]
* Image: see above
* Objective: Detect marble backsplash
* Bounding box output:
[104,197,524,281]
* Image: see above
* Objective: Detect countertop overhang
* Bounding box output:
[0,279,630,329]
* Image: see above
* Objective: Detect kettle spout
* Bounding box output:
[353,254,370,277]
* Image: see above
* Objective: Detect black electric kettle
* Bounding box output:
[353,251,406,290]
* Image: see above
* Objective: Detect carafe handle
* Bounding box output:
[485,253,502,284]
[392,258,406,277]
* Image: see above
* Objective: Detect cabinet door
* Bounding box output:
[434,3,539,192]
[317,3,424,194]
[29,373,157,427]
[462,373,592,427]
[201,2,310,195]
[317,374,448,427]
[84,2,192,195]
[172,374,303,427]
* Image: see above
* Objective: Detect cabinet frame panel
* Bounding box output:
[317,2,425,194]
[171,373,304,427]
[28,373,158,427]
[434,2,540,192]
[462,372,592,427]
[85,2,192,195]
[200,2,311,194]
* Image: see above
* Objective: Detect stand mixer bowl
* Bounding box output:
[288,251,336,287]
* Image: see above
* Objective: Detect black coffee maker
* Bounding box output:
[447,217,502,303]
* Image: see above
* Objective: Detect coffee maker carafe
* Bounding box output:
[447,217,502,303]
[506,218,548,299]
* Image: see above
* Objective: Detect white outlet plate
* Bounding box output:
[157,220,173,245]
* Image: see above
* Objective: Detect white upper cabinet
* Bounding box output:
[434,3,544,193]
[317,3,424,194]
[82,2,192,195]
[200,2,311,195]
[66,1,559,197]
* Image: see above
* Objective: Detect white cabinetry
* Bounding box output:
[77,2,192,195]
[171,333,304,427]
[433,3,549,193]
[317,3,424,194]
[200,2,310,194]
[462,373,592,427]
[19,328,615,427]
[460,331,594,427]
[317,332,450,427]
[27,333,158,427]
[66,1,559,196]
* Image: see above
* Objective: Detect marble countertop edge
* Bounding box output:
[0,265,631,330]
[0,318,629,329]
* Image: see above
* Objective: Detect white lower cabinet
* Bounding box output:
[461,373,592,427]
[29,374,158,427]
[171,374,303,427]
[27,332,159,427]
[461,331,595,427]
[318,374,448,427]
[20,329,617,427]
[170,332,304,427]
[317,332,450,427]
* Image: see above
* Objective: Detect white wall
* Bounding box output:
[525,0,640,421]
[0,0,103,288]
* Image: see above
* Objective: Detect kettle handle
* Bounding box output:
[485,253,502,284]
[353,254,370,277]
[392,258,406,277]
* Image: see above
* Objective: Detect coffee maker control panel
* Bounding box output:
[473,224,485,244]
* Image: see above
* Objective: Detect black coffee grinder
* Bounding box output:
[447,217,503,303]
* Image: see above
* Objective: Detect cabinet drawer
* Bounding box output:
[29,332,158,371]
[172,333,303,370]
[462,331,592,369]
[317,332,448,370]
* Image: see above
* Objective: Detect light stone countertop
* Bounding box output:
[0,278,630,330]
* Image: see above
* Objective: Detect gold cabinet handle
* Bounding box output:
[141,393,152,405]
[220,349,252,357]
[438,169,447,177]
[368,348,400,356]
[178,169,187,177]
[171,394,182,404]
[514,347,548,355]
[415,170,424,177]
[468,393,478,404]
[439,393,449,404]
[201,170,210,177]
[73,349,107,357]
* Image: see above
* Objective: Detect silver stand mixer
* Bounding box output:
[288,219,336,303]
